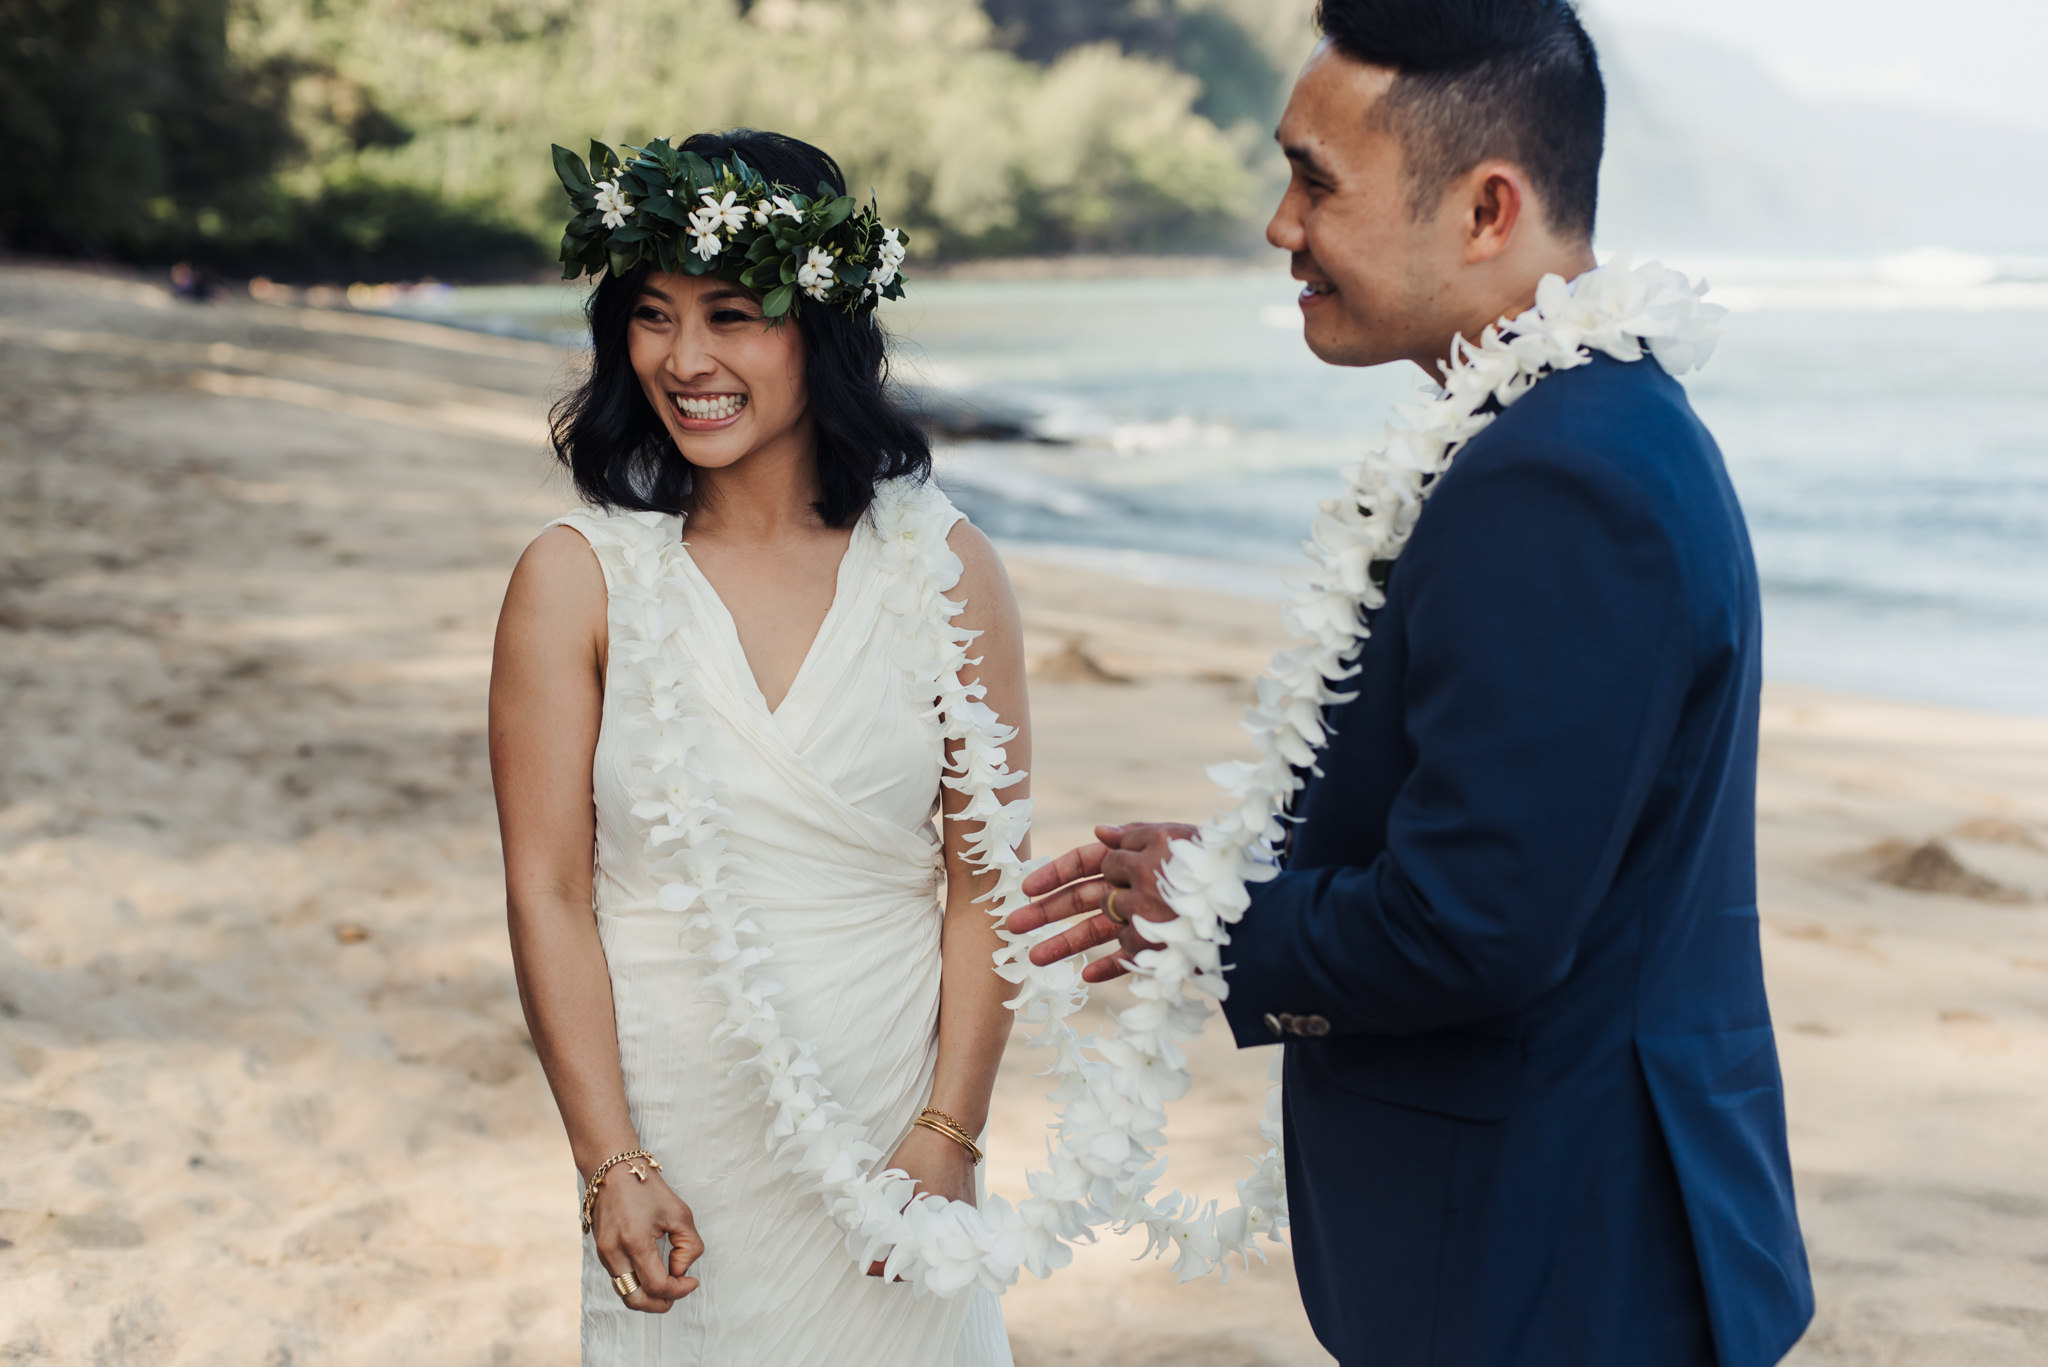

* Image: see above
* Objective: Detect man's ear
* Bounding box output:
[1461,161,1527,264]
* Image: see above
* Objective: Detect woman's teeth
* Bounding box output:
[674,393,747,421]
[1301,281,1335,298]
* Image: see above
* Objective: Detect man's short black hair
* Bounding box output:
[1314,0,1605,241]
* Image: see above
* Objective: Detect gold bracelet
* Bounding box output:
[919,1105,975,1137]
[914,1114,982,1163]
[914,1109,983,1165]
[580,1148,662,1234]
[917,1114,978,1155]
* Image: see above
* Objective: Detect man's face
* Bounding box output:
[1267,41,1458,370]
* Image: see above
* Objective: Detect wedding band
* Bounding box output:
[612,1269,640,1299]
[1104,887,1129,926]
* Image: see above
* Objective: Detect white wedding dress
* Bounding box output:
[551,481,1013,1366]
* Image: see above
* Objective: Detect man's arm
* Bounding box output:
[1217,443,1694,1042]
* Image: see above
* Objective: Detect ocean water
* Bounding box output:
[387,258,2048,716]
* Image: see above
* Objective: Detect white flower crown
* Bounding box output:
[554,138,908,319]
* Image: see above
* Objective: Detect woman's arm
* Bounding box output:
[872,521,1031,1237]
[489,526,702,1312]
[929,520,1031,1136]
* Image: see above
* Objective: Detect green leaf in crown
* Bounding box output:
[550,137,909,319]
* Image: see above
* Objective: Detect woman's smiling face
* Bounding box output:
[627,271,810,472]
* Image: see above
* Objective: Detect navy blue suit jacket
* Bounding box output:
[1220,354,1813,1367]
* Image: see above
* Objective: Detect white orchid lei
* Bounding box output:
[554,138,907,318]
[597,257,1723,1297]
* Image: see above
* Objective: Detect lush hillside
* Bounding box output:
[1,0,1313,277]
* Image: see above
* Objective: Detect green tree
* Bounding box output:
[0,0,297,253]
[3,0,1315,274]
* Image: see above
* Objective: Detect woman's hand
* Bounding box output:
[591,1169,705,1313]
[864,1123,978,1277]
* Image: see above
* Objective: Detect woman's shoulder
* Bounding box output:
[943,517,1003,591]
[857,477,1012,627]
[866,478,1001,577]
[546,502,677,552]
[866,474,959,536]
[539,502,688,594]
[502,524,609,648]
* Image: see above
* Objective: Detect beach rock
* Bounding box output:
[1032,636,1133,685]
[902,386,1043,442]
[1870,838,2023,902]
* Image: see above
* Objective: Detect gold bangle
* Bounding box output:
[915,1111,974,1145]
[919,1105,974,1136]
[929,1116,982,1159]
[580,1148,662,1234]
[914,1116,982,1164]
[913,1111,983,1165]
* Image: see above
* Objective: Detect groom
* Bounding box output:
[1011,3,1813,1365]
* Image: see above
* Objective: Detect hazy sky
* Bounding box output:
[1583,0,2048,133]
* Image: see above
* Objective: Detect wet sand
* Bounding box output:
[1,263,2043,1365]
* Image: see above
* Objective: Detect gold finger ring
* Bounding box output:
[1104,887,1129,926]
[612,1269,640,1299]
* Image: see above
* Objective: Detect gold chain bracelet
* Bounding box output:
[580,1148,662,1234]
[913,1107,983,1165]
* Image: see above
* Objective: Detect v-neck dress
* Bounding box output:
[549,482,1012,1367]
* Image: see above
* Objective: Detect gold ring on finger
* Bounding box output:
[1104,887,1129,926]
[612,1269,640,1299]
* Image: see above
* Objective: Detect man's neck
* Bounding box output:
[1415,243,1600,378]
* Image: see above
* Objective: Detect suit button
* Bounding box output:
[1303,1015,1331,1037]
[1262,1012,1284,1038]
[1280,1014,1302,1036]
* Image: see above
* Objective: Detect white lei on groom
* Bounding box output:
[622,257,1725,1297]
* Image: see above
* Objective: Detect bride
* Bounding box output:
[488,128,1023,1365]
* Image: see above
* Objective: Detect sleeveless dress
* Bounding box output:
[549,480,1013,1366]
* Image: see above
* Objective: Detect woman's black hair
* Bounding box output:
[548,128,932,528]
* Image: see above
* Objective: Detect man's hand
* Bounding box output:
[1007,821,1197,983]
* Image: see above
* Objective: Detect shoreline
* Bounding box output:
[19,245,2048,298]
[0,247,1277,297]
[3,262,2045,1364]
[997,540,2048,723]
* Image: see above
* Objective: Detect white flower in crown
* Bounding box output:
[593,178,634,230]
[699,189,749,234]
[797,245,837,301]
[686,205,725,261]
[749,193,804,228]
[869,227,907,287]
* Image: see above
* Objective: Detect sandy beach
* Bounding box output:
[2,262,2044,1365]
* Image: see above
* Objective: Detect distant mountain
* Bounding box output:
[1595,22,2048,257]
